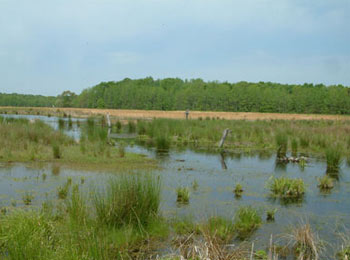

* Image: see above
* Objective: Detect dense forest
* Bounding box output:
[1,77,350,114]
[0,93,56,107]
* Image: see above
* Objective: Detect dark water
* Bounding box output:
[1,115,349,257]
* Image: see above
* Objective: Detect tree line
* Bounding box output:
[1,77,350,114]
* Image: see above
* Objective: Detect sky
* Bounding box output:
[0,0,349,96]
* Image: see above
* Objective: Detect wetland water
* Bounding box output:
[1,115,350,256]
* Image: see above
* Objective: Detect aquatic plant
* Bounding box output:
[93,174,161,228]
[234,206,262,239]
[326,146,342,174]
[118,141,126,158]
[176,187,190,204]
[173,217,200,235]
[276,133,288,158]
[128,121,136,133]
[52,144,61,159]
[266,208,277,221]
[155,135,170,151]
[22,192,34,205]
[255,250,268,259]
[192,180,199,190]
[318,175,334,191]
[268,176,305,200]
[58,118,65,130]
[204,216,235,242]
[57,184,70,199]
[233,183,243,197]
[291,138,298,157]
[287,224,321,260]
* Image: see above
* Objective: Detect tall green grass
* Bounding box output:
[326,145,342,174]
[93,174,161,228]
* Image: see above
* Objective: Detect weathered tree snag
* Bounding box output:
[218,128,231,148]
[219,152,227,170]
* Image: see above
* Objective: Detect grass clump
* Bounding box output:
[318,175,334,191]
[287,224,321,260]
[276,133,288,158]
[93,174,161,228]
[234,206,262,239]
[326,146,342,174]
[57,184,70,199]
[268,176,305,201]
[176,187,190,204]
[233,183,243,197]
[266,208,277,221]
[204,216,235,242]
[52,144,61,159]
[173,218,200,235]
[22,192,34,205]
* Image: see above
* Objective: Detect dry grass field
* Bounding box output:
[1,106,350,121]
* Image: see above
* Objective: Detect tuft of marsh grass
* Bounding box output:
[318,175,334,191]
[326,146,342,174]
[268,176,305,200]
[276,133,288,158]
[127,121,136,133]
[52,144,61,159]
[291,138,298,157]
[22,192,34,205]
[118,141,126,157]
[286,223,321,260]
[173,217,200,235]
[57,183,70,199]
[93,173,161,228]
[233,183,243,197]
[204,216,235,242]
[176,187,190,204]
[192,180,198,190]
[234,206,262,240]
[266,208,277,221]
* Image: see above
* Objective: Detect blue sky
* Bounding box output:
[0,0,349,96]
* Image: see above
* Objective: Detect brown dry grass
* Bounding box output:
[2,106,350,121]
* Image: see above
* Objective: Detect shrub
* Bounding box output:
[234,206,262,239]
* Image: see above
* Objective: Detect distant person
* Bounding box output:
[185,109,189,120]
